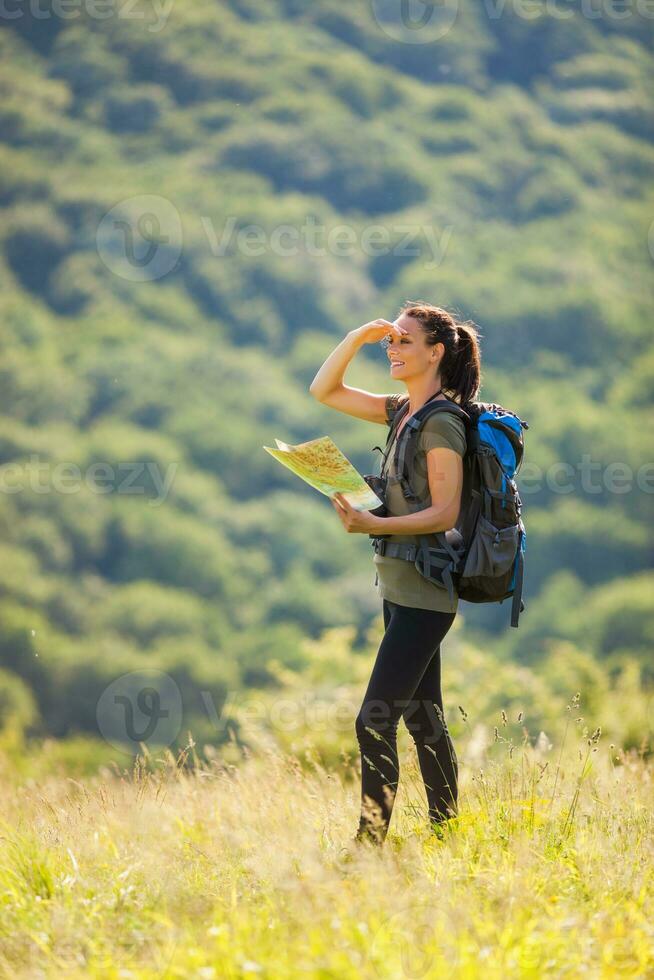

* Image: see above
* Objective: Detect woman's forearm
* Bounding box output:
[373,505,458,537]
[309,329,365,400]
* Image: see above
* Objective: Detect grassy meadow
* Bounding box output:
[1,689,652,979]
[1,1,653,976]
[1,0,652,757]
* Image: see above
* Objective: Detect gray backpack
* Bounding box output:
[365,395,528,628]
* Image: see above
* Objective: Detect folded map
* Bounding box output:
[263,436,383,512]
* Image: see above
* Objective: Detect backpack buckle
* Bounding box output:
[375,538,387,556]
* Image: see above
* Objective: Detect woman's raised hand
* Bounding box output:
[354,319,409,345]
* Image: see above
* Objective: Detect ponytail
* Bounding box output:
[448,321,482,406]
[398,300,482,406]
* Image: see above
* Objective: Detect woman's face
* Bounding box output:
[385,313,443,380]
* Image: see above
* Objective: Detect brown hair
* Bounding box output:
[398,300,482,406]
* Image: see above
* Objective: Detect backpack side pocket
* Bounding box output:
[461,514,520,583]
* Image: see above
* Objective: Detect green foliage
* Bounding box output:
[585,574,654,669]
[0,668,37,739]
[220,120,429,214]
[0,0,651,754]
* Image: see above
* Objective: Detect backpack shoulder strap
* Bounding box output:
[395,400,472,501]
[372,395,411,476]
[415,399,472,428]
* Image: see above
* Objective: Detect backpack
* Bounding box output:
[364,394,529,628]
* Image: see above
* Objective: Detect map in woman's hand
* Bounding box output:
[263,436,383,512]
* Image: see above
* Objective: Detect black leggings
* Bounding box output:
[355,598,458,843]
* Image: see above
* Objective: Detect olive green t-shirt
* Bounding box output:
[373,393,467,613]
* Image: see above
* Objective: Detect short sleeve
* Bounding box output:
[418,412,466,457]
[385,393,409,427]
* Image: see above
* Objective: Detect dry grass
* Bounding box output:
[0,696,652,978]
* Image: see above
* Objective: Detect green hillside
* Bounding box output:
[0,1,652,756]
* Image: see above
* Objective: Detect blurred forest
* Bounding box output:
[0,0,652,764]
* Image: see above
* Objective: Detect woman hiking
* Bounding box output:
[309,301,482,846]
